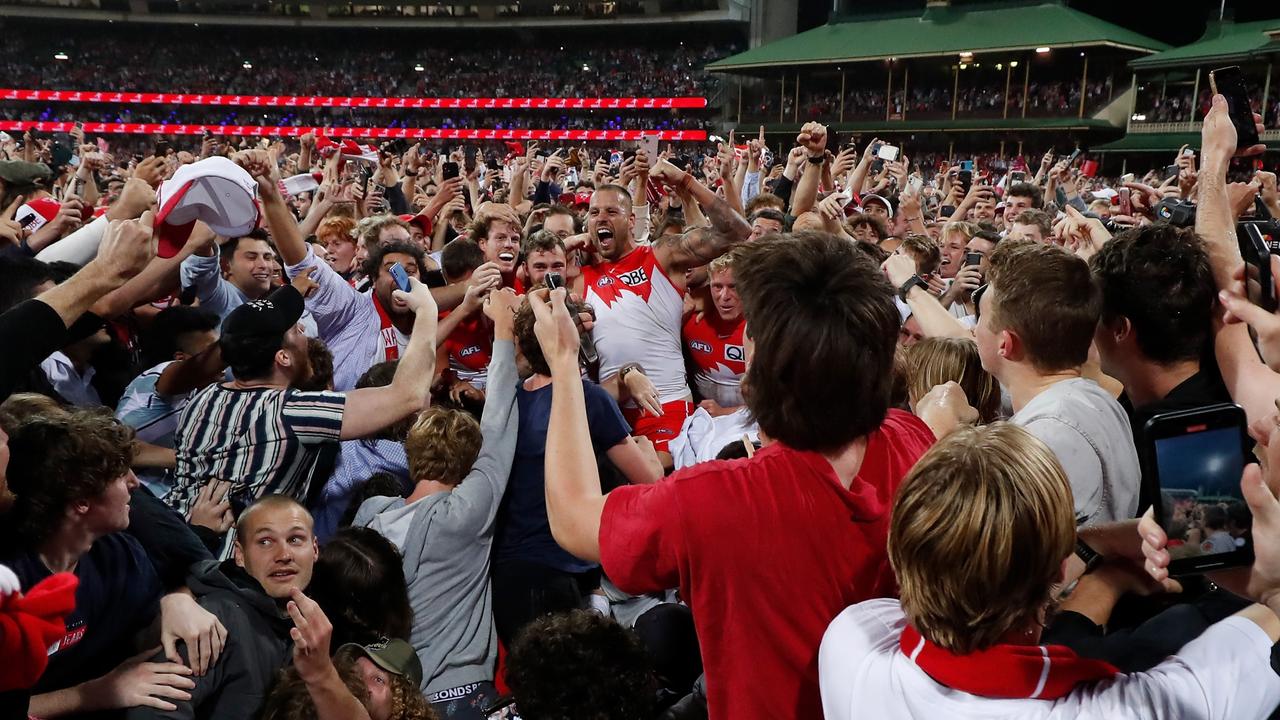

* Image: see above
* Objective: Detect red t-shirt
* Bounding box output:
[439,311,492,384]
[599,409,935,720]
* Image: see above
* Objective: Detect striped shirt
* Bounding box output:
[116,361,193,498]
[167,383,346,522]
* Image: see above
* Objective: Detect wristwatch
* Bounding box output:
[1074,538,1103,575]
[618,364,645,384]
[898,275,929,302]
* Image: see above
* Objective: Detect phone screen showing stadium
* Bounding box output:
[1154,426,1250,562]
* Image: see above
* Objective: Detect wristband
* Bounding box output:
[1074,538,1103,575]
[807,154,827,164]
[898,275,928,302]
[404,170,418,177]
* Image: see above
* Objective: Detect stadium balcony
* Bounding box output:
[706,0,1167,159]
[1096,17,1280,158]
[0,0,751,28]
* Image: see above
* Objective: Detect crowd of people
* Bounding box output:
[0,25,735,99]
[0,105,712,132]
[4,48,1280,720]
[753,79,1115,122]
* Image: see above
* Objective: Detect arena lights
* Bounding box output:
[0,121,708,142]
[0,89,708,110]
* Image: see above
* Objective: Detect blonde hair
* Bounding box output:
[905,338,1001,423]
[942,221,980,243]
[889,423,1075,655]
[709,252,734,276]
[0,393,69,428]
[405,407,481,486]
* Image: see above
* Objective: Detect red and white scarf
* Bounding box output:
[899,624,1119,700]
[372,292,401,362]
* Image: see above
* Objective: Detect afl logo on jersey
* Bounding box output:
[618,267,649,287]
[459,346,482,358]
[725,345,745,362]
[595,276,615,287]
[690,340,712,354]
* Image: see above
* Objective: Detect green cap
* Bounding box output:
[338,638,423,688]
[0,160,52,191]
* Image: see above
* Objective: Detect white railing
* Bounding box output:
[1131,121,1280,141]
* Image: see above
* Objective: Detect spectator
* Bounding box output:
[532,231,973,719]
[355,289,519,717]
[976,241,1140,524]
[306,526,414,649]
[905,337,1001,423]
[819,422,1280,719]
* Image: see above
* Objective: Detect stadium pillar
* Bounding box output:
[780,74,786,124]
[1078,53,1089,119]
[947,141,954,163]
[737,79,743,124]
[887,64,894,122]
[1263,63,1273,124]
[795,72,800,123]
[1190,68,1201,123]
[1128,73,1138,132]
[1160,75,1167,100]
[999,140,1005,159]
[1021,60,1030,119]
[950,65,958,120]
[840,70,846,123]
[902,64,910,120]
[1003,61,1012,119]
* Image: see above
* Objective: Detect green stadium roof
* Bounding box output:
[707,1,1168,73]
[1129,19,1280,70]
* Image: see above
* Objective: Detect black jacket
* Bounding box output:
[125,560,294,720]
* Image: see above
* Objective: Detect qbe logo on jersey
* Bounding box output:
[618,267,649,287]
[725,345,745,362]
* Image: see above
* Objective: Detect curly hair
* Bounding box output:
[333,646,437,720]
[405,407,481,486]
[2,407,136,549]
[308,527,414,648]
[317,215,358,247]
[506,610,656,720]
[513,290,589,377]
[260,650,370,720]
[291,337,335,392]
[361,240,428,285]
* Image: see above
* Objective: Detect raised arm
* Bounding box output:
[883,254,972,339]
[440,290,521,532]
[1199,95,1280,425]
[235,150,309,266]
[790,122,828,216]
[530,287,605,562]
[339,277,438,440]
[38,213,156,328]
[650,159,751,276]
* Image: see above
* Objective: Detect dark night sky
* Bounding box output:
[798,0,1280,43]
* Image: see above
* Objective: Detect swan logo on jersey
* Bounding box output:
[725,345,745,362]
[690,340,712,354]
[618,267,649,287]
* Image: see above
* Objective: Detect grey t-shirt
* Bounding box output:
[1011,377,1140,524]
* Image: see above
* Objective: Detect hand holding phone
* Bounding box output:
[1144,403,1252,575]
[544,272,599,365]
[389,262,412,293]
[1210,66,1261,152]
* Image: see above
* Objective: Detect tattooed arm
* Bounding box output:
[650,159,752,277]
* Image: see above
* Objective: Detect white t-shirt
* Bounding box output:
[820,598,1280,720]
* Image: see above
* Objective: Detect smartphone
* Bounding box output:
[1009,170,1026,184]
[442,161,460,181]
[544,272,599,365]
[639,134,659,160]
[464,146,478,174]
[1164,164,1180,178]
[486,158,501,172]
[1120,172,1135,185]
[957,169,973,193]
[389,262,412,293]
[1066,147,1082,164]
[1239,222,1276,313]
[26,126,41,141]
[154,140,171,158]
[1144,403,1252,575]
[381,139,409,157]
[963,251,983,267]
[1209,66,1261,151]
[1118,187,1132,216]
[958,160,974,172]
[877,144,900,162]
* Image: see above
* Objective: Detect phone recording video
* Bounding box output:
[1210,65,1260,151]
[389,262,411,293]
[442,161,460,181]
[1145,404,1252,575]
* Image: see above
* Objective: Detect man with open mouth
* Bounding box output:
[473,204,525,293]
[567,153,752,470]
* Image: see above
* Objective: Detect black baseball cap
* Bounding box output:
[222,285,304,339]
